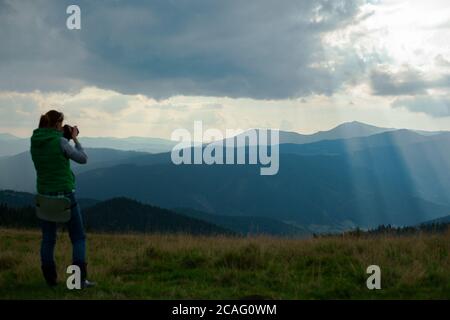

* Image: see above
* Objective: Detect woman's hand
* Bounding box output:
[71,126,80,141]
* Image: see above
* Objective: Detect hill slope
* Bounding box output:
[0,190,98,209]
[175,207,310,237]
[421,215,450,225]
[0,190,310,237]
[0,197,233,236]
[0,148,154,192]
[83,198,233,235]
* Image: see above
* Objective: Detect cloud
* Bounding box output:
[370,66,428,96]
[370,65,450,96]
[0,94,41,128]
[0,88,230,137]
[0,0,371,99]
[392,96,450,117]
[435,55,450,67]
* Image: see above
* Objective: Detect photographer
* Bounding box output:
[30,110,94,288]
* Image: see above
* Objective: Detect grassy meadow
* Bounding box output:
[0,228,449,299]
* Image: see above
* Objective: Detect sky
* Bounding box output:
[1,0,450,138]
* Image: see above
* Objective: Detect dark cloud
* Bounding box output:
[392,96,450,118]
[370,67,428,96]
[370,66,450,96]
[0,0,370,99]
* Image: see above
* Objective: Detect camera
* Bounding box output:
[63,124,79,141]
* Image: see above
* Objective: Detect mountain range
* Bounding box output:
[1,121,449,232]
[0,190,446,236]
[0,190,307,236]
[0,134,178,157]
[0,120,426,157]
[0,121,394,191]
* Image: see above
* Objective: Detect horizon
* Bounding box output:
[1,120,449,140]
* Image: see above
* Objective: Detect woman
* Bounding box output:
[30,110,94,288]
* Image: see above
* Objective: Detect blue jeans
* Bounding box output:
[40,192,86,267]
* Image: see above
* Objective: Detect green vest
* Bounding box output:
[30,128,75,194]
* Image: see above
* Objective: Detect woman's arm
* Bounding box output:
[60,137,88,164]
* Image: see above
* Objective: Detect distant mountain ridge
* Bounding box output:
[0,147,167,192]
[277,121,394,144]
[279,129,450,156]
[0,134,177,157]
[210,121,394,147]
[1,121,445,157]
[0,133,21,140]
[2,122,450,231]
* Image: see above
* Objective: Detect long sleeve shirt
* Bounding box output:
[60,138,88,164]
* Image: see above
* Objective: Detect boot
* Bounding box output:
[73,262,96,289]
[41,264,57,287]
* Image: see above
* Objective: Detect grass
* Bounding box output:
[0,228,449,299]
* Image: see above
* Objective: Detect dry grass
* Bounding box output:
[0,228,449,299]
